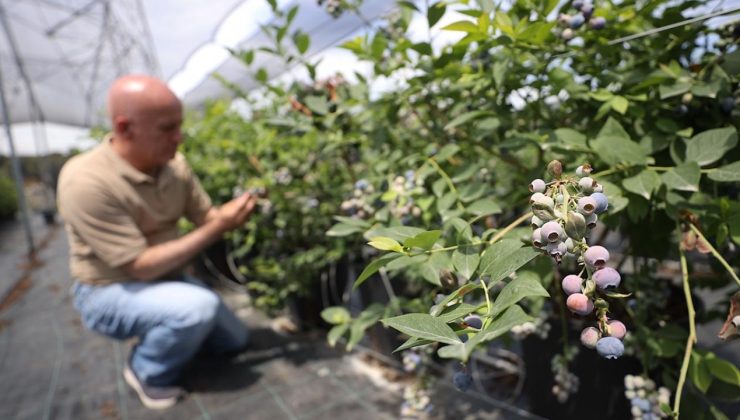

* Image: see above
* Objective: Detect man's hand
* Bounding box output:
[215,193,258,232]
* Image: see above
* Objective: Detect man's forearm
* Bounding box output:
[124,219,226,281]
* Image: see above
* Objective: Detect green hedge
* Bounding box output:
[0,175,18,220]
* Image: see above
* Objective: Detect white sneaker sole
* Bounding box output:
[123,366,179,410]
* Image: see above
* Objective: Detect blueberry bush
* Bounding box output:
[183,0,740,418]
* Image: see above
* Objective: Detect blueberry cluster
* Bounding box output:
[402,350,422,373]
[557,0,606,41]
[340,179,376,219]
[510,313,551,340]
[551,350,580,403]
[624,375,671,419]
[400,382,434,419]
[389,171,423,223]
[529,161,628,359]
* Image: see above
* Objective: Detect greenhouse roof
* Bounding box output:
[0,0,396,128]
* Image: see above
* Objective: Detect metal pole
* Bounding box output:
[0,69,36,255]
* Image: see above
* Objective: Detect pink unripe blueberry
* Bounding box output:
[580,326,601,348]
[529,179,546,193]
[577,196,597,216]
[593,267,621,289]
[562,274,583,295]
[607,320,627,340]
[532,228,544,247]
[584,246,609,268]
[566,293,594,316]
[541,221,564,243]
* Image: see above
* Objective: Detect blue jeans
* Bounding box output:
[71,276,249,386]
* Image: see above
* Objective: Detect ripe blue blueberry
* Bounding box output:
[580,326,601,349]
[580,3,594,18]
[593,267,621,289]
[572,0,584,10]
[590,192,609,214]
[562,274,583,295]
[631,397,651,412]
[570,13,585,28]
[453,371,473,392]
[529,179,546,193]
[464,315,483,330]
[354,179,369,190]
[459,333,469,343]
[541,221,564,242]
[720,97,735,114]
[596,336,624,359]
[589,16,606,29]
[566,293,594,315]
[577,196,597,216]
[584,245,609,268]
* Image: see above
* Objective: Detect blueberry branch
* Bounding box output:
[687,224,740,287]
[426,157,465,211]
[673,246,697,418]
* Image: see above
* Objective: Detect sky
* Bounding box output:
[1,0,737,157]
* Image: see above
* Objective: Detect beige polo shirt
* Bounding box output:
[57,136,212,285]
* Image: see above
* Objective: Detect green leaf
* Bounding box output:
[353,253,401,289]
[293,31,310,54]
[445,110,494,130]
[479,240,540,286]
[661,162,701,192]
[708,161,740,182]
[623,170,662,200]
[437,342,467,360]
[659,81,692,99]
[691,80,721,98]
[327,324,348,347]
[437,303,482,323]
[466,198,502,216]
[442,20,480,33]
[326,222,366,237]
[364,226,424,242]
[381,314,461,345]
[321,306,351,324]
[410,42,432,56]
[458,182,486,203]
[517,22,553,45]
[452,246,480,280]
[690,351,713,393]
[493,12,514,36]
[611,96,629,114]
[393,336,433,353]
[465,305,531,358]
[347,304,385,350]
[435,144,461,161]
[385,254,427,271]
[491,272,549,317]
[591,118,648,166]
[404,230,442,250]
[255,67,268,83]
[705,355,740,386]
[367,236,403,252]
[685,127,738,166]
[427,2,446,28]
[431,283,480,316]
[370,33,387,60]
[554,128,587,148]
[304,95,329,115]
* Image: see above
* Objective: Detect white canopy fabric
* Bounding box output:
[0,0,396,129]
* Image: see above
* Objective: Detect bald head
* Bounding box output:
[108,75,180,124]
[107,75,184,174]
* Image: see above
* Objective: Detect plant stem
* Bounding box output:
[688,224,740,287]
[426,157,465,211]
[673,247,697,418]
[487,211,534,245]
[419,211,534,255]
[480,276,492,316]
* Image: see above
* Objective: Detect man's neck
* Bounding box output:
[109,136,161,177]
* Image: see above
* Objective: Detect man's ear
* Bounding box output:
[113,115,132,136]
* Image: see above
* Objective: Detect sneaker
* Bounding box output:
[123,362,185,410]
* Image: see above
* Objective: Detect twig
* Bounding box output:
[673,246,697,418]
[688,224,740,287]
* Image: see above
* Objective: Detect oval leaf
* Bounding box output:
[381,313,461,345]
